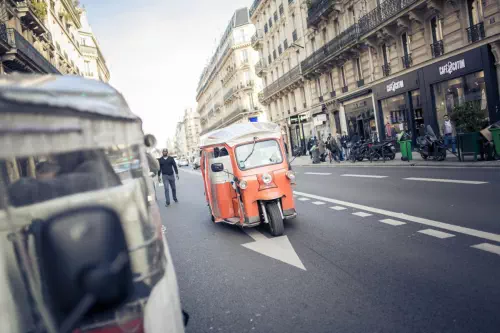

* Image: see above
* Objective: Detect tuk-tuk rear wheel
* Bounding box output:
[266,202,284,237]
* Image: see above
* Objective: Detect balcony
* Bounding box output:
[430,40,444,58]
[357,79,365,87]
[224,87,235,102]
[358,0,418,37]
[308,0,338,28]
[382,63,391,77]
[249,0,262,18]
[261,65,303,102]
[16,0,51,38]
[255,59,267,77]
[467,22,485,43]
[251,30,263,49]
[292,30,298,42]
[4,26,59,74]
[401,54,412,69]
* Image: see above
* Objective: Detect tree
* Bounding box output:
[450,101,489,133]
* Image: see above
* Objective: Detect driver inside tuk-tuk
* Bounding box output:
[7,150,121,207]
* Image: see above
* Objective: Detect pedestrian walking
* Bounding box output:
[158,148,179,207]
[441,114,457,154]
[328,135,340,163]
[318,138,326,162]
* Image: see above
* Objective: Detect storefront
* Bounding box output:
[312,104,330,140]
[288,112,309,154]
[341,93,376,141]
[374,45,499,142]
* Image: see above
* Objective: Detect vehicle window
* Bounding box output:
[0,145,143,208]
[235,140,283,170]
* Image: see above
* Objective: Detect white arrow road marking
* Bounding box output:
[471,243,500,255]
[294,191,500,243]
[341,174,388,178]
[304,172,332,175]
[242,229,306,271]
[404,177,488,185]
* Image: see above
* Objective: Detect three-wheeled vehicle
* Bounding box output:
[0,75,185,333]
[199,122,297,236]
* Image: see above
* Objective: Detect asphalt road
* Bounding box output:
[159,166,500,333]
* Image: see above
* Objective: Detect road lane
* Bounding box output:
[160,168,500,333]
[294,166,499,233]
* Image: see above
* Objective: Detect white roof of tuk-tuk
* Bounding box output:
[199,122,281,148]
[0,74,138,120]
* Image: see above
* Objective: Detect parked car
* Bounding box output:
[193,157,200,170]
[178,158,189,167]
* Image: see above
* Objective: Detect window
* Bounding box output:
[84,61,91,74]
[291,14,296,29]
[334,19,340,36]
[315,77,322,98]
[311,38,316,52]
[430,17,443,43]
[467,0,483,26]
[81,38,86,46]
[348,7,356,24]
[355,58,363,80]
[241,49,248,63]
[235,140,283,170]
[322,28,328,46]
[382,44,389,65]
[328,71,335,92]
[340,66,347,87]
[300,87,306,107]
[401,32,411,57]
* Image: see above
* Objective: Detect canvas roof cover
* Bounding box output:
[199,122,281,148]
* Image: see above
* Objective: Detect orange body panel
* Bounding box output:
[214,183,235,218]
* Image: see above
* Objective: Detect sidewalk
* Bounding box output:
[290,152,500,168]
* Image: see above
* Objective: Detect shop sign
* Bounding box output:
[439,59,465,76]
[289,114,308,125]
[313,114,327,126]
[386,80,404,93]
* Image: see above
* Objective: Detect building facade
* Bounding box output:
[78,8,110,82]
[196,7,267,136]
[0,0,108,80]
[183,107,201,159]
[251,0,500,151]
[175,121,188,158]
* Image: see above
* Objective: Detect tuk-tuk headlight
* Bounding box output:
[262,173,272,184]
[239,180,248,189]
[286,170,296,180]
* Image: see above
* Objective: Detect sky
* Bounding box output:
[81,0,252,147]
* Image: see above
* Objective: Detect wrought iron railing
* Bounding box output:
[382,63,391,77]
[255,59,267,74]
[358,0,417,36]
[0,24,8,45]
[262,65,302,100]
[430,40,444,58]
[308,0,336,27]
[251,31,263,45]
[6,27,59,74]
[466,22,485,43]
[401,54,412,69]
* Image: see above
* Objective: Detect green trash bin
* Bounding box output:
[490,128,500,156]
[399,140,412,161]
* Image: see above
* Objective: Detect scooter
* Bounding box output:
[417,125,447,161]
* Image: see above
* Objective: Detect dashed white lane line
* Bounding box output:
[404,177,488,185]
[304,172,332,175]
[342,174,388,179]
[418,229,456,239]
[312,201,325,205]
[294,191,500,243]
[379,219,407,226]
[298,197,310,201]
[353,212,372,217]
[471,243,500,256]
[330,206,347,211]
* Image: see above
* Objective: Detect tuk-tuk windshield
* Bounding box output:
[235,139,283,170]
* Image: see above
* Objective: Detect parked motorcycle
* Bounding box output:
[417,125,447,161]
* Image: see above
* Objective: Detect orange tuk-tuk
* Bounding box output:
[199,122,297,236]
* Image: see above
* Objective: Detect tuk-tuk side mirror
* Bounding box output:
[211,163,224,173]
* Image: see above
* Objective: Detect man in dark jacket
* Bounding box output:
[158,149,179,206]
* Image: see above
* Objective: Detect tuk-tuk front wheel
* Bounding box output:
[266,202,284,237]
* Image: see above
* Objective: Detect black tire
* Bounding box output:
[266,202,284,237]
[208,204,215,223]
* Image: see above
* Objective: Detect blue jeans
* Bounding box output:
[444,134,456,153]
[162,174,177,204]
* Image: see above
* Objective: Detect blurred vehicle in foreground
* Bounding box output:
[0,75,186,333]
